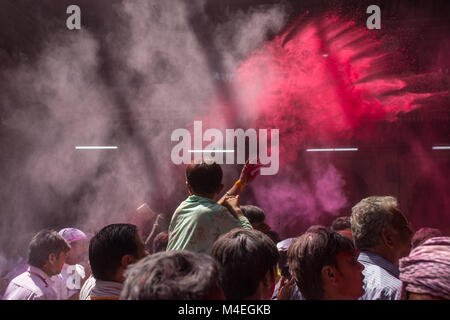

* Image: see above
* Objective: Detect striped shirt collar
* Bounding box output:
[90,279,123,299]
[358,251,400,279]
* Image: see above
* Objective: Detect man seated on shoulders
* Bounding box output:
[167,160,260,255]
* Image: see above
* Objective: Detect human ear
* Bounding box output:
[321,266,336,284]
[381,228,395,248]
[186,181,193,195]
[122,254,139,268]
[217,184,224,194]
[48,253,57,264]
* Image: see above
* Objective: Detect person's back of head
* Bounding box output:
[211,228,279,300]
[121,251,224,300]
[241,205,273,235]
[241,205,266,224]
[28,229,70,275]
[89,224,148,282]
[411,228,442,249]
[266,230,281,244]
[288,226,364,300]
[331,216,351,232]
[152,231,168,254]
[399,237,450,300]
[186,161,223,198]
[331,216,353,241]
[350,196,412,265]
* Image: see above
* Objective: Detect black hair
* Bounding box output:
[27,230,70,268]
[186,162,223,195]
[288,226,356,300]
[211,228,279,300]
[331,216,351,232]
[266,230,281,244]
[121,251,221,300]
[89,224,141,281]
[240,205,266,224]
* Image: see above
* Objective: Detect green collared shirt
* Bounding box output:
[166,195,252,255]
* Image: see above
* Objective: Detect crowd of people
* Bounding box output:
[1,161,449,300]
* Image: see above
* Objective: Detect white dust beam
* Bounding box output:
[188,150,235,153]
[75,146,118,150]
[432,146,450,150]
[306,148,358,152]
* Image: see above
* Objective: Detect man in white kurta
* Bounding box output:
[2,265,59,300]
[2,230,70,300]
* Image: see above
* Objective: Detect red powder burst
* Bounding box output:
[225,15,434,164]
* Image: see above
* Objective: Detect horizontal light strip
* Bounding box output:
[188,150,235,153]
[75,146,118,150]
[306,148,358,152]
[432,146,450,150]
[137,204,148,211]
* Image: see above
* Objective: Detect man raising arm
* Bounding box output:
[166,161,255,255]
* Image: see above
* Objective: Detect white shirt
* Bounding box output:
[79,275,96,300]
[79,276,123,300]
[51,263,86,300]
[2,266,58,300]
[4,264,28,284]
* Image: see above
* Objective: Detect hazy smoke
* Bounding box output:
[210,14,446,237]
[0,0,289,274]
[0,0,448,277]
[0,30,115,274]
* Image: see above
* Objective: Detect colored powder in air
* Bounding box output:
[207,14,438,235]
[233,15,433,162]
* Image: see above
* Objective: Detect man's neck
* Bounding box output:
[322,291,339,300]
[244,282,271,300]
[109,269,125,283]
[192,193,216,200]
[363,247,397,266]
[40,265,54,278]
[322,289,354,300]
[244,292,263,300]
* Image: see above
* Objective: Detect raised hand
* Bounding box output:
[221,195,244,219]
[239,159,263,186]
